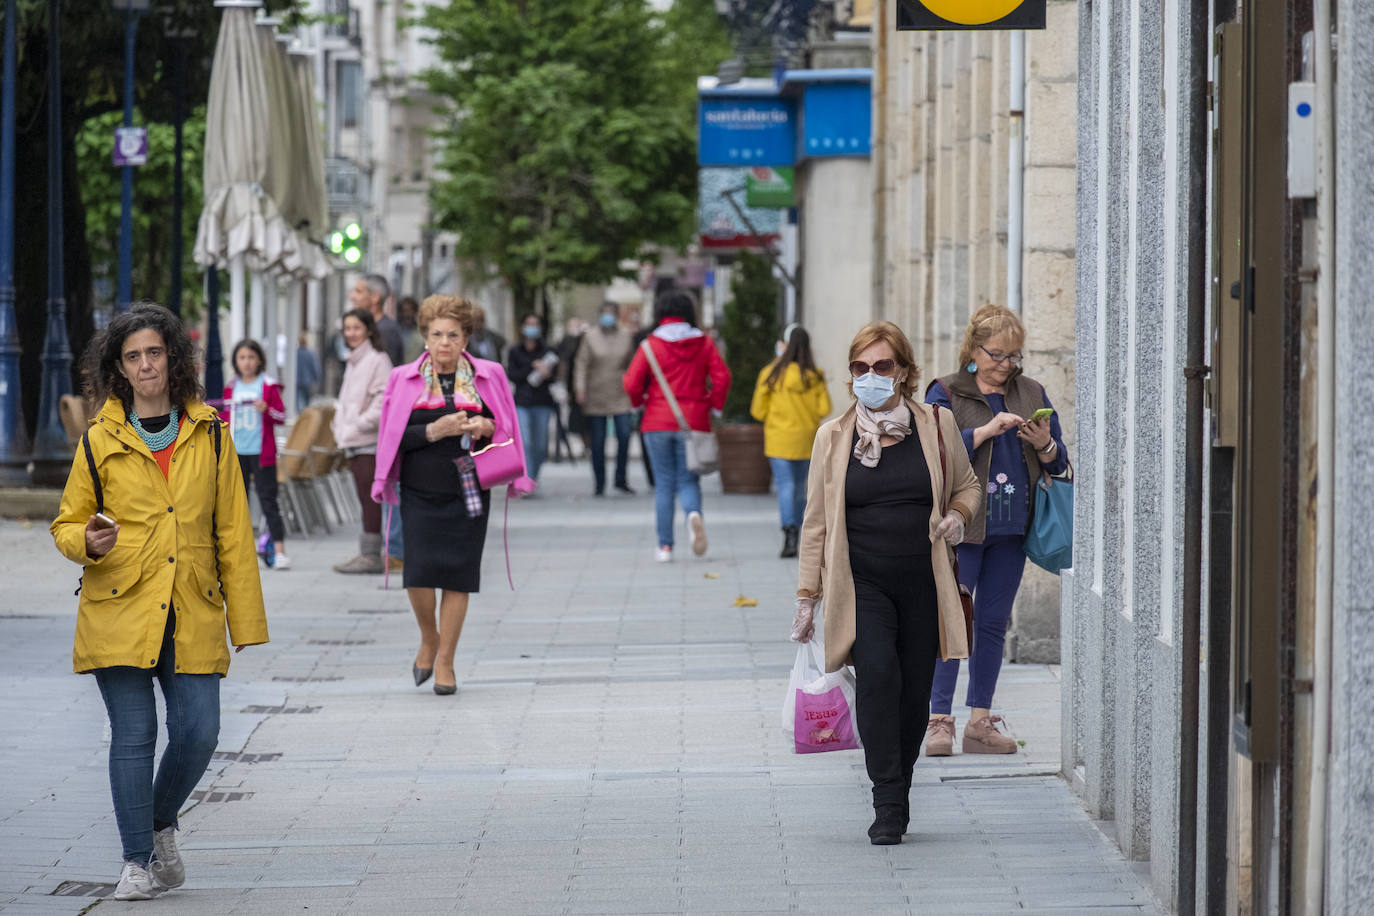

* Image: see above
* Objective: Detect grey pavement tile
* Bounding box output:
[0,473,1152,915]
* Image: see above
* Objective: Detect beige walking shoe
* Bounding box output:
[962,714,1018,754]
[924,715,955,757]
[332,554,384,574]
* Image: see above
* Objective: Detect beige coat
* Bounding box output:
[797,400,983,672]
[573,327,634,415]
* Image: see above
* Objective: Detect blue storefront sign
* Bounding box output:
[698,98,797,167]
[801,83,871,157]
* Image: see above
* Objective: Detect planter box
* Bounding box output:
[717,423,772,494]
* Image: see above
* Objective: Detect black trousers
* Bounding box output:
[849,551,940,809]
[237,454,286,543]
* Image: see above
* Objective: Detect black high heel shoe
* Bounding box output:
[433,681,457,696]
[412,665,432,687]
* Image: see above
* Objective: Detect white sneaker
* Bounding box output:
[656,546,673,563]
[150,825,184,889]
[688,511,708,557]
[113,861,158,900]
[271,554,292,571]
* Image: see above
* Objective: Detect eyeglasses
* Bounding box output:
[848,358,898,378]
[427,330,464,343]
[979,346,1023,366]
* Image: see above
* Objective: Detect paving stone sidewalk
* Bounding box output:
[0,460,1158,915]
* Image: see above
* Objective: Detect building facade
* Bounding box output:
[868,0,1079,663]
[1070,0,1374,911]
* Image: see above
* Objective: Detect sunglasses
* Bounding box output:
[849,359,898,378]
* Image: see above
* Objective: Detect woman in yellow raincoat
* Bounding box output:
[750,326,831,559]
[51,303,267,900]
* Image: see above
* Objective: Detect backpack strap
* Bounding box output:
[82,430,104,516]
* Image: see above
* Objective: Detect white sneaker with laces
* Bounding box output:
[150,825,185,890]
[113,861,158,900]
[271,554,292,571]
[656,546,673,563]
[688,511,708,557]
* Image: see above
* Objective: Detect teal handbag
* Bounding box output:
[1024,466,1073,574]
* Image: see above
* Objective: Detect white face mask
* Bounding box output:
[852,372,896,409]
[775,342,786,358]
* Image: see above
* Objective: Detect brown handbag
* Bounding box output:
[932,404,975,651]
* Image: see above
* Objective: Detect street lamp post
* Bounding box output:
[0,0,32,484]
[113,0,150,312]
[30,0,75,486]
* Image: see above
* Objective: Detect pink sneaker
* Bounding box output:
[924,715,955,757]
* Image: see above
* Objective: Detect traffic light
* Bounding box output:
[328,220,365,266]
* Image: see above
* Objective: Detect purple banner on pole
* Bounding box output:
[113,126,147,166]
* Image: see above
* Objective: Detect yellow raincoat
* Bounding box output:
[749,362,832,460]
[51,397,268,675]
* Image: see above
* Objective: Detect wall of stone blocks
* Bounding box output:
[1331,1,1374,910]
[1067,0,1199,906]
[872,0,1078,664]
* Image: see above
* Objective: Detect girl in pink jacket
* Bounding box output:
[222,339,290,569]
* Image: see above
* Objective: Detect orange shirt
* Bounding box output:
[150,416,184,480]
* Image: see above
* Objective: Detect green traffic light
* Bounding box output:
[344,247,362,264]
[329,232,344,253]
[345,222,362,240]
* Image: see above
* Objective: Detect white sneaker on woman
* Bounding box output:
[113,861,158,900]
[656,546,673,563]
[688,512,708,557]
[271,554,292,571]
[150,825,185,889]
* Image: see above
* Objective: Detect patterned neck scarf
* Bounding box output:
[415,352,482,412]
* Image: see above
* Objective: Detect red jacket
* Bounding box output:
[219,377,286,466]
[623,320,731,433]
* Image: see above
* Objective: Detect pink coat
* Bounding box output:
[370,353,536,506]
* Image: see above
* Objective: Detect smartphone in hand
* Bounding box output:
[1028,408,1053,423]
[93,512,117,529]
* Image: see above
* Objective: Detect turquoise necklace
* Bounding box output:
[128,405,180,452]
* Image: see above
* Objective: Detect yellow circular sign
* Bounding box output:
[920,0,1026,25]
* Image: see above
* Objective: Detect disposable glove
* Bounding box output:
[790,596,817,643]
[934,511,966,546]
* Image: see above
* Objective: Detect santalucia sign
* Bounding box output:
[703,108,791,126]
[897,0,1047,30]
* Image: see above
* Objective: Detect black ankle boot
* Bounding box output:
[780,525,799,558]
[868,804,905,845]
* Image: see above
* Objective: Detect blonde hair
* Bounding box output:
[846,321,921,400]
[958,304,1026,369]
[418,295,476,338]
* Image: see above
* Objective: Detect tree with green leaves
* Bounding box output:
[719,250,780,422]
[419,0,729,317]
[0,0,296,438]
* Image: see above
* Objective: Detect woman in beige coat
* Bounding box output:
[790,321,981,845]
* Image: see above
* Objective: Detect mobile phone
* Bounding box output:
[93,512,117,529]
[1029,408,1053,423]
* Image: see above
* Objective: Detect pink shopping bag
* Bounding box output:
[786,640,860,754]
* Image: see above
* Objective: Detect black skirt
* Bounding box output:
[399,484,491,593]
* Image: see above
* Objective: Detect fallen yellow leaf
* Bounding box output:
[704,572,719,579]
[732,595,758,607]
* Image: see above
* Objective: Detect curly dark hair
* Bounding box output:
[83,302,204,415]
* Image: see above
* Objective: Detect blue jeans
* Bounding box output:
[929,534,1028,714]
[92,614,220,867]
[768,457,810,528]
[516,405,555,482]
[588,413,633,491]
[642,431,703,548]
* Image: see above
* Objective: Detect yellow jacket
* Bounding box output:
[749,362,832,460]
[51,397,268,675]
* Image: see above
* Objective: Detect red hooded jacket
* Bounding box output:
[623,319,731,433]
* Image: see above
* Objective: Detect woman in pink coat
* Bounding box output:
[372,295,534,695]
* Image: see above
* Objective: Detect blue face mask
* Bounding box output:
[599,313,618,329]
[853,372,896,410]
[522,325,541,340]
